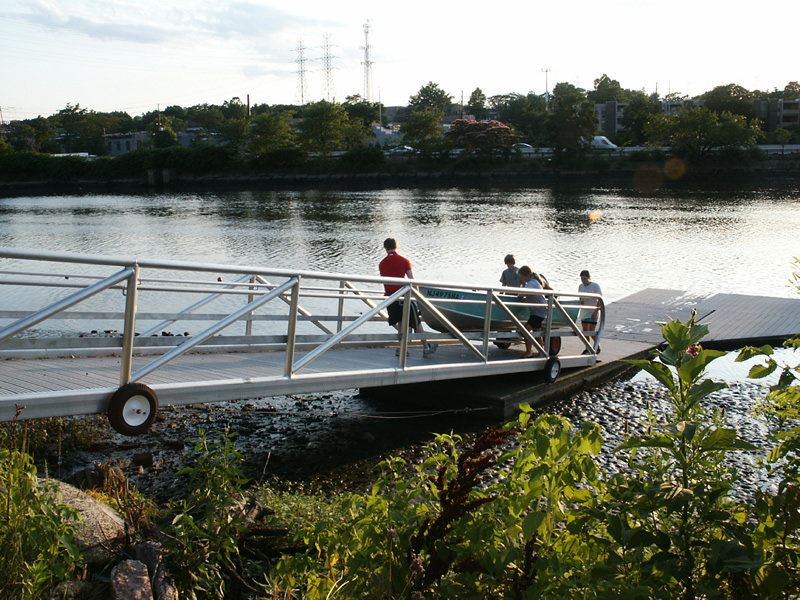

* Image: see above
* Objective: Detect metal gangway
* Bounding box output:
[0,248,603,435]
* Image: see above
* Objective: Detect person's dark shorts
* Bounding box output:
[527,314,544,329]
[582,319,598,326]
[387,300,422,329]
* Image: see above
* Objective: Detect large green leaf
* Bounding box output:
[626,359,677,393]
[677,349,726,384]
[698,427,757,452]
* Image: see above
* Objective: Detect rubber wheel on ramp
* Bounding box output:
[494,342,511,350]
[544,357,561,383]
[548,337,561,356]
[107,383,158,436]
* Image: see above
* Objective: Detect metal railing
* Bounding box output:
[0,247,604,424]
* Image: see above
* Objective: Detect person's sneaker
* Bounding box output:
[395,348,409,357]
[423,343,438,358]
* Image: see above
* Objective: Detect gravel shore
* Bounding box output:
[46,371,783,505]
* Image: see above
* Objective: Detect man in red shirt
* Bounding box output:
[379,238,437,358]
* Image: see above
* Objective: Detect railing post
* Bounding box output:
[398,287,411,366]
[284,277,301,377]
[120,264,140,386]
[246,275,256,337]
[544,293,555,354]
[482,289,493,356]
[337,280,346,332]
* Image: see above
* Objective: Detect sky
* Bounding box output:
[2,0,798,123]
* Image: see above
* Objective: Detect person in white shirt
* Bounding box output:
[578,270,602,353]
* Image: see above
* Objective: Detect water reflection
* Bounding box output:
[0,184,798,307]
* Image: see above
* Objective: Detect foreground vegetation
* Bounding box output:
[2,263,799,599]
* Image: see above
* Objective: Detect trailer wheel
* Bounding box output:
[494,341,511,350]
[107,383,158,436]
[548,336,562,356]
[544,357,561,383]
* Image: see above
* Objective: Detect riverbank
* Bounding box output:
[40,371,781,507]
[2,160,799,198]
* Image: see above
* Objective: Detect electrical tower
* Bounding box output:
[542,67,551,109]
[320,34,336,102]
[294,40,310,105]
[361,21,374,103]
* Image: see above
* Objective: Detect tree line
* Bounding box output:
[1,76,799,167]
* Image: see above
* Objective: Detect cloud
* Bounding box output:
[15,0,337,45]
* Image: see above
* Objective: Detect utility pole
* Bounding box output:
[361,20,374,103]
[294,40,310,105]
[542,67,551,109]
[320,34,336,102]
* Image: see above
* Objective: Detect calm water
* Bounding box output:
[1,184,799,306]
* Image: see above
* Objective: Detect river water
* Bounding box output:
[2,184,799,496]
[1,183,799,305]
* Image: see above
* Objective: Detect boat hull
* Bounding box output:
[418,287,581,334]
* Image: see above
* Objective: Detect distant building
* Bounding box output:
[754,98,800,131]
[595,97,799,137]
[105,132,149,156]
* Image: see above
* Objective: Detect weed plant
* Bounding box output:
[262,308,800,599]
[0,448,83,599]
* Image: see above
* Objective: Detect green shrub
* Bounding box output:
[0,449,82,600]
[163,427,254,600]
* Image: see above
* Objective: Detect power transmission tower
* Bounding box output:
[320,34,336,102]
[294,40,310,105]
[542,67,551,109]
[361,21,374,103]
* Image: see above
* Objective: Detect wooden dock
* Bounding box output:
[604,288,800,348]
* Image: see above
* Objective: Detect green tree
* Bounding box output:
[297,101,348,155]
[496,93,547,144]
[217,118,249,152]
[546,82,596,150]
[621,91,662,145]
[466,88,489,120]
[343,95,382,127]
[587,74,630,103]
[702,84,756,120]
[221,97,248,120]
[445,119,516,156]
[399,108,444,148]
[54,103,110,154]
[781,81,800,99]
[646,106,761,159]
[409,82,453,114]
[148,115,180,148]
[245,111,296,154]
[774,127,792,153]
[186,104,225,130]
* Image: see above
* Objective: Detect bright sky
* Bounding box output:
[2,0,798,123]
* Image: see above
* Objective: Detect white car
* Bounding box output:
[512,143,536,155]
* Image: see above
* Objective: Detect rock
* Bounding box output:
[65,465,104,490]
[135,541,179,600]
[111,559,153,600]
[49,580,90,599]
[49,479,126,566]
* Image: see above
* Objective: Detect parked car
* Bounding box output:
[386,145,414,156]
[589,136,619,151]
[512,143,535,155]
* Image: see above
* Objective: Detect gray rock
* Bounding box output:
[47,479,126,565]
[135,542,179,600]
[111,559,153,600]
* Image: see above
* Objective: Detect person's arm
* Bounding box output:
[406,268,415,279]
